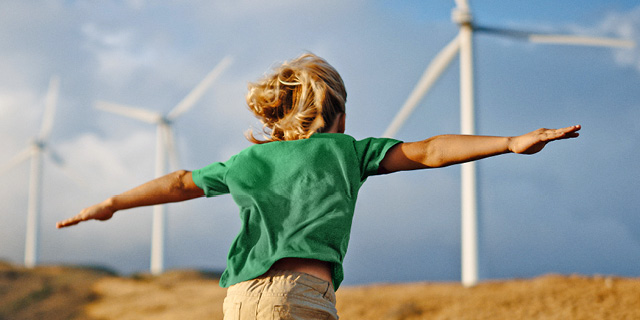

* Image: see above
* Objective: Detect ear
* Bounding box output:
[338,113,346,133]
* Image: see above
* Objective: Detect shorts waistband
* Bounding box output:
[227,269,336,304]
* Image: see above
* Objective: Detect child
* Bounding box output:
[57,53,580,319]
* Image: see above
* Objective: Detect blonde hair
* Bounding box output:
[245,53,347,144]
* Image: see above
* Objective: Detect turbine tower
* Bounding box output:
[382,0,634,287]
[96,56,233,275]
[0,76,61,268]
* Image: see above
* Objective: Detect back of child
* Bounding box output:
[192,54,401,319]
[57,53,580,320]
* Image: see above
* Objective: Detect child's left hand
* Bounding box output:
[509,125,581,155]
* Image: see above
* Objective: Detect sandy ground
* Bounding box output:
[1,261,639,319]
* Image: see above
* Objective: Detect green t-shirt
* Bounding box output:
[192,133,402,289]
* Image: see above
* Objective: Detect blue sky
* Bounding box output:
[1,0,639,286]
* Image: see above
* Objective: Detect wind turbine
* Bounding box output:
[0,76,61,268]
[96,56,233,275]
[382,0,634,287]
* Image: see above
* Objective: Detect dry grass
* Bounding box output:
[336,274,640,319]
[1,261,639,319]
[0,260,112,320]
[85,270,227,320]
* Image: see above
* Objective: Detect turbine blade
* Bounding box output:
[528,34,635,48]
[0,147,32,176]
[95,101,161,124]
[383,35,461,138]
[476,26,635,48]
[167,55,234,121]
[38,76,60,140]
[47,148,64,166]
[163,126,180,171]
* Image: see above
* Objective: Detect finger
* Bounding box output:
[56,219,75,228]
[557,125,581,139]
[560,125,581,134]
[543,126,580,141]
[56,215,82,228]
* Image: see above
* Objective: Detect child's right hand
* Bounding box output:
[56,201,115,228]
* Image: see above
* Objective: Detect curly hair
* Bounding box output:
[245,53,347,144]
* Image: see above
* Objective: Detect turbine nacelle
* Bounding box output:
[29,139,47,151]
[452,7,472,26]
[159,116,173,127]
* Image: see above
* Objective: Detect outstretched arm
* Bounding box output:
[56,170,204,228]
[379,125,580,173]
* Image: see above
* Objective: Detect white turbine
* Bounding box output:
[0,76,61,268]
[96,56,233,275]
[382,0,634,287]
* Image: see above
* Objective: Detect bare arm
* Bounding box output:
[380,125,581,173]
[56,170,204,228]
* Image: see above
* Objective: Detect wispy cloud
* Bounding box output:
[573,5,640,71]
[81,24,159,85]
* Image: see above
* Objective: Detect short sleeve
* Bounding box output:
[354,137,402,180]
[192,156,235,197]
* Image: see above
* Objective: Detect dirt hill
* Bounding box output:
[1,261,639,319]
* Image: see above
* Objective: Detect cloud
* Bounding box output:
[81,23,159,85]
[0,81,58,162]
[0,89,41,136]
[59,131,156,190]
[191,0,360,20]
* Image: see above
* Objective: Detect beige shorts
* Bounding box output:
[223,269,339,320]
